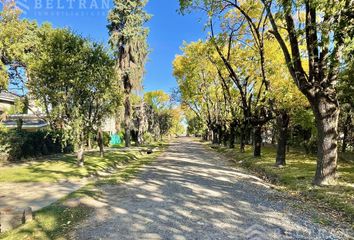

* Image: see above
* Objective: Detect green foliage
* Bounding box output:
[143,132,154,144]
[187,116,204,136]
[107,0,150,90]
[27,28,120,154]
[143,90,184,139]
[144,90,170,111]
[0,130,72,162]
[0,1,41,91]
[108,0,150,147]
[103,132,111,147]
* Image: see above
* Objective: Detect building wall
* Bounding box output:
[0,101,14,114]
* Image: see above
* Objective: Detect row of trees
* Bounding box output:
[176,0,353,185]
[0,1,121,164]
[0,0,182,165]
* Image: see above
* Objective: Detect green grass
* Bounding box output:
[0,145,165,183]
[0,143,168,240]
[210,144,354,225]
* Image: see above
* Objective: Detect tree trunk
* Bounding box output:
[87,133,92,150]
[229,122,236,149]
[212,128,218,144]
[312,97,340,185]
[276,111,290,166]
[246,126,252,145]
[222,125,228,147]
[253,125,262,157]
[77,144,85,167]
[271,126,276,145]
[77,131,85,167]
[240,127,246,153]
[218,125,223,145]
[124,95,131,147]
[342,113,351,153]
[98,127,104,158]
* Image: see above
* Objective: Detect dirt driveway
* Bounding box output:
[70,138,352,240]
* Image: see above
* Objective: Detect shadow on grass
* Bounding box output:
[1,151,144,183]
[0,144,168,240]
[211,144,354,224]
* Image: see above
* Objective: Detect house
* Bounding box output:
[0,91,48,131]
[0,91,18,115]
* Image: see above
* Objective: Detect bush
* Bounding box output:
[103,132,110,147]
[143,132,154,144]
[0,129,73,162]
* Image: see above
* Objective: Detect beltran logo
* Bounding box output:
[16,0,29,14]
[6,0,111,16]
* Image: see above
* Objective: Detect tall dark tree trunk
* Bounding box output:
[245,126,252,145]
[253,125,262,157]
[223,131,228,147]
[87,133,92,150]
[276,111,290,166]
[312,97,340,185]
[203,129,208,141]
[218,125,223,145]
[342,112,351,153]
[98,127,104,158]
[212,128,218,144]
[229,121,236,149]
[124,94,131,147]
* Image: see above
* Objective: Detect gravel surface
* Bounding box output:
[0,180,86,212]
[70,138,353,240]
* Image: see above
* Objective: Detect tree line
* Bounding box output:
[0,0,182,165]
[175,0,353,185]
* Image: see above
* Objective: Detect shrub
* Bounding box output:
[103,132,111,147]
[143,132,154,144]
[0,129,73,162]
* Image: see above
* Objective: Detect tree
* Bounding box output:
[144,90,178,140]
[179,0,354,184]
[0,0,40,92]
[180,1,274,156]
[338,59,354,153]
[259,0,354,184]
[174,41,232,145]
[108,0,150,147]
[28,28,119,165]
[264,39,309,166]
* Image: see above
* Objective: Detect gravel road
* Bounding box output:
[70,138,353,240]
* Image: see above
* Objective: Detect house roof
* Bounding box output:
[1,115,48,129]
[0,91,19,103]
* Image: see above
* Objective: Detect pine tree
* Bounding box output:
[107,0,150,147]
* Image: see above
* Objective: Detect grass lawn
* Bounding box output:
[0,143,166,183]
[0,143,167,240]
[210,144,354,225]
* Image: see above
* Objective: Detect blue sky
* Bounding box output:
[20,0,207,93]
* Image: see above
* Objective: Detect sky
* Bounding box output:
[19,0,207,94]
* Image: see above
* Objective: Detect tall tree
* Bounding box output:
[0,0,40,92]
[259,0,354,184]
[179,0,354,185]
[108,0,150,147]
[28,28,119,165]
